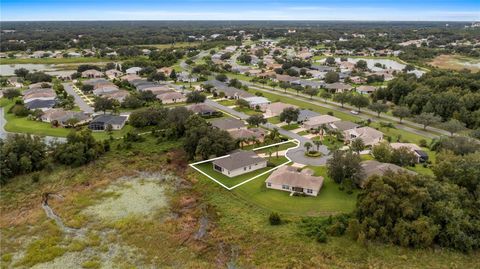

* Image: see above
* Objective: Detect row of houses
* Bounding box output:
[128,78,186,104]
[23,82,56,111]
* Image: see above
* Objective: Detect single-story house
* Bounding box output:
[101,90,130,102]
[303,115,341,130]
[265,166,324,196]
[92,86,119,96]
[211,118,246,131]
[126,67,142,75]
[327,121,359,132]
[264,102,298,118]
[291,80,325,89]
[344,126,383,147]
[242,96,271,110]
[7,77,22,88]
[28,82,52,89]
[24,99,56,111]
[106,69,123,79]
[88,114,128,131]
[228,128,267,143]
[359,160,417,188]
[212,150,267,178]
[205,80,254,99]
[81,69,104,78]
[23,88,56,103]
[390,143,429,163]
[297,109,321,123]
[186,103,219,116]
[156,91,186,104]
[356,85,378,95]
[275,74,298,83]
[41,108,90,126]
[324,83,353,93]
[350,76,366,84]
[121,74,141,82]
[158,67,173,76]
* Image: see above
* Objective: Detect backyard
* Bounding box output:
[194,155,289,188]
[231,165,357,216]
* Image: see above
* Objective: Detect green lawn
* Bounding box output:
[1,98,133,140]
[232,165,358,216]
[217,99,237,106]
[267,116,281,124]
[371,123,430,145]
[321,136,345,151]
[281,123,300,131]
[234,106,262,116]
[195,156,289,188]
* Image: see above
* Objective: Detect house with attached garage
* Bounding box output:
[390,143,429,163]
[242,96,271,110]
[356,85,378,95]
[88,114,128,131]
[212,150,267,178]
[186,103,219,117]
[210,118,246,132]
[359,160,417,188]
[81,69,104,78]
[126,67,142,75]
[296,109,321,123]
[303,115,341,130]
[344,126,383,147]
[265,166,324,196]
[156,91,186,104]
[264,102,298,118]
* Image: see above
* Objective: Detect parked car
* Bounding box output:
[350,110,359,115]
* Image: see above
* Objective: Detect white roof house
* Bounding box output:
[126,67,142,75]
[242,96,271,110]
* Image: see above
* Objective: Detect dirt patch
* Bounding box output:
[429,54,480,71]
[83,174,172,221]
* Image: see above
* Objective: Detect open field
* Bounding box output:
[429,54,480,71]
[1,136,478,268]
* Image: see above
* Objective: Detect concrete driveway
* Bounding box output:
[63,83,94,114]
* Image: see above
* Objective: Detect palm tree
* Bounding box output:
[304,142,313,152]
[313,140,322,151]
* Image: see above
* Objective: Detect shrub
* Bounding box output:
[419,139,427,147]
[316,229,328,243]
[269,212,281,225]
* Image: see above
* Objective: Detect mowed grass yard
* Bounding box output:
[0,98,133,140]
[232,165,357,216]
[194,155,289,188]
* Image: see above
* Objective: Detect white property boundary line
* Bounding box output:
[189,139,300,191]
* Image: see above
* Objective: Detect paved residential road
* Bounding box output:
[244,82,443,140]
[63,82,94,114]
[205,98,330,165]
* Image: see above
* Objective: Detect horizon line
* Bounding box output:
[1,19,478,22]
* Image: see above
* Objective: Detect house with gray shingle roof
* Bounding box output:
[212,150,267,177]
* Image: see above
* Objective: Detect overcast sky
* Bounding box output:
[2,0,479,21]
